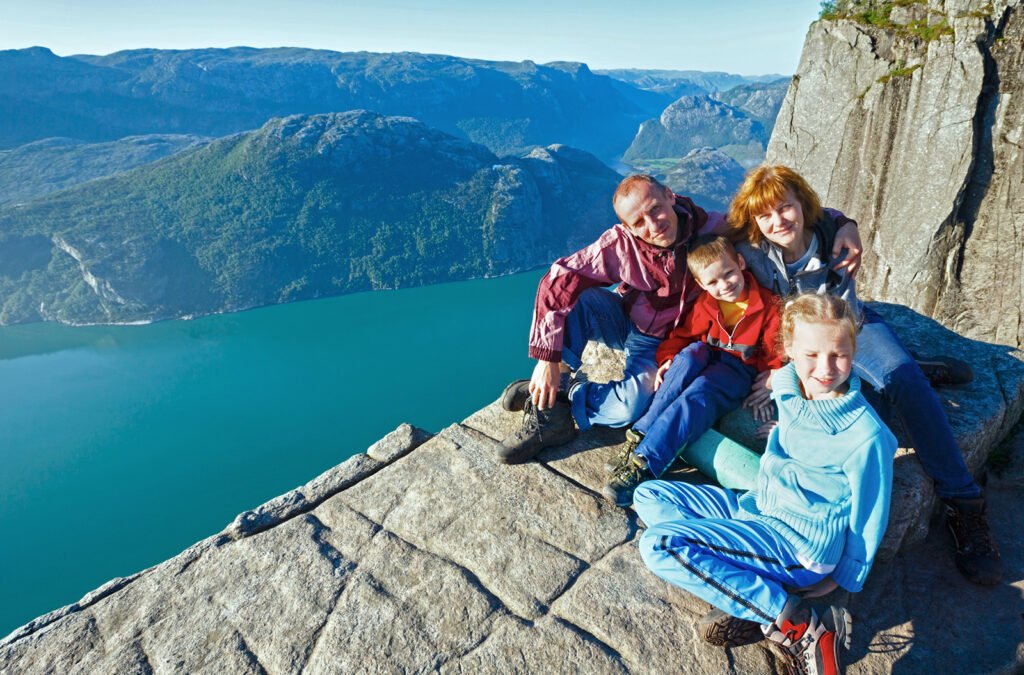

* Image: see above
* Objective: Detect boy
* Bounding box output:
[602,234,783,505]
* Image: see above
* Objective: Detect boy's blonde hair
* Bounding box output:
[728,165,825,245]
[686,234,741,277]
[781,293,858,353]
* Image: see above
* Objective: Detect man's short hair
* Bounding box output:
[686,234,741,277]
[612,174,669,208]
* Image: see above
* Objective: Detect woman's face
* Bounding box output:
[754,189,806,252]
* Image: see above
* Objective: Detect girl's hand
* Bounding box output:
[743,369,775,409]
[798,577,839,598]
[654,358,673,391]
[754,420,778,439]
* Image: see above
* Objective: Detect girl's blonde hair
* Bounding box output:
[781,293,858,354]
[728,165,825,245]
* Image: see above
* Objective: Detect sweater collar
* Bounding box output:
[773,363,866,433]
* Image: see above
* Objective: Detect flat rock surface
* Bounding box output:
[2,304,1023,674]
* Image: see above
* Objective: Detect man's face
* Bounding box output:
[614,184,679,248]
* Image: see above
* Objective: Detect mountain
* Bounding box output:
[0,47,665,163]
[711,78,790,130]
[0,111,621,325]
[768,0,1023,349]
[0,135,208,205]
[631,148,747,213]
[597,69,786,96]
[622,95,767,165]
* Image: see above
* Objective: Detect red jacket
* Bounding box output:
[655,271,783,372]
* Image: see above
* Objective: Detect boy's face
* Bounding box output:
[695,253,748,303]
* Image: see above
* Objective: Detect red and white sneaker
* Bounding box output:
[764,597,852,675]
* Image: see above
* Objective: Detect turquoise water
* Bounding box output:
[0,270,542,636]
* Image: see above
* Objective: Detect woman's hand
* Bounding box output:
[654,358,673,391]
[529,359,562,409]
[832,221,863,278]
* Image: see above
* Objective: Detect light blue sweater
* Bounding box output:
[738,364,897,592]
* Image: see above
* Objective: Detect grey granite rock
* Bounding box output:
[2,307,1022,673]
[768,0,1024,351]
[226,423,435,540]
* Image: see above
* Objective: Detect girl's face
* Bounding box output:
[754,189,806,252]
[785,320,854,400]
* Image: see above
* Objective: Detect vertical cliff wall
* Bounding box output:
[768,0,1023,349]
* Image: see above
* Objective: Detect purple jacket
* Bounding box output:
[528,196,725,362]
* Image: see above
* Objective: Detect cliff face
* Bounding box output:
[768,0,1023,349]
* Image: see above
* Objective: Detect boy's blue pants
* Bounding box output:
[635,481,827,624]
[632,343,756,477]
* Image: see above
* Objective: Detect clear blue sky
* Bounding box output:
[2,1,823,75]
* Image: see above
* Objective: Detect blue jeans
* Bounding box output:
[561,288,662,431]
[855,307,980,499]
[636,481,824,624]
[633,343,755,476]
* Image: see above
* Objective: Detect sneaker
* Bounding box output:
[697,608,764,648]
[943,497,1002,585]
[916,355,974,387]
[603,428,644,473]
[500,379,531,412]
[497,396,576,464]
[601,448,652,506]
[764,597,851,675]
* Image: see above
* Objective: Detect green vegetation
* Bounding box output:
[819,0,953,41]
[877,62,923,84]
[0,112,619,325]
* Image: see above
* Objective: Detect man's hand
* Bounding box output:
[754,420,778,439]
[752,400,775,424]
[743,369,775,409]
[654,358,674,391]
[832,221,863,278]
[530,359,562,410]
[798,577,839,598]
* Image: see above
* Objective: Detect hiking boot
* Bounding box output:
[697,608,764,648]
[500,379,531,412]
[943,497,1002,585]
[497,396,576,464]
[916,355,974,387]
[601,447,652,506]
[764,597,851,675]
[604,428,644,473]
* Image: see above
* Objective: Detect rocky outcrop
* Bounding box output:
[767,0,1024,350]
[635,148,748,213]
[3,304,1022,673]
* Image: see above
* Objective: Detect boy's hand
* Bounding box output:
[743,369,775,409]
[654,358,673,391]
[752,400,775,423]
[798,577,839,598]
[832,221,863,278]
[530,359,561,410]
[754,420,778,439]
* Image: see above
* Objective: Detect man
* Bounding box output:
[495,174,863,463]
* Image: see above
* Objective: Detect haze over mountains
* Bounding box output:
[0,46,788,324]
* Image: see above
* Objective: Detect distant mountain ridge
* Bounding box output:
[0,47,669,163]
[0,111,620,325]
[0,135,209,205]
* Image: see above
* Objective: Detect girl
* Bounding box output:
[635,294,897,675]
[731,165,1000,587]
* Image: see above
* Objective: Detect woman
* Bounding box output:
[730,165,1000,587]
